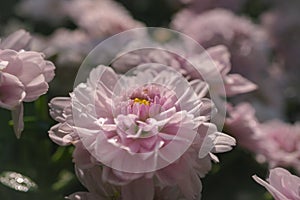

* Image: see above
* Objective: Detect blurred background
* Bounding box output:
[0,0,299,199]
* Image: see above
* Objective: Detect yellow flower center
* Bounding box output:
[133,98,150,106]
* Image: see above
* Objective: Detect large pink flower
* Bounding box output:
[49,64,235,199]
[0,30,55,138]
[253,167,300,200]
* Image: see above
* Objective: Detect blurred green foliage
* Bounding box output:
[0,96,83,200]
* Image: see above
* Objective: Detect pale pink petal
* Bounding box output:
[253,175,289,200]
[0,49,23,76]
[225,74,257,96]
[75,166,116,197]
[49,97,71,121]
[18,50,55,82]
[11,103,24,139]
[23,74,48,102]
[0,72,25,109]
[211,132,236,153]
[48,123,75,146]
[43,61,55,82]
[253,168,300,200]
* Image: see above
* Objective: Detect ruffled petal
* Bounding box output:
[0,72,25,109]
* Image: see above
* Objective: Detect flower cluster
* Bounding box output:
[1,0,300,199]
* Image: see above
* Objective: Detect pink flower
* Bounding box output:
[255,120,300,171]
[178,0,247,13]
[63,0,143,37]
[172,9,270,84]
[261,2,300,86]
[49,64,235,199]
[0,30,55,138]
[34,29,95,95]
[17,0,67,25]
[226,102,300,171]
[42,29,93,66]
[253,167,300,200]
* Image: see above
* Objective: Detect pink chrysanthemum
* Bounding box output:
[49,64,235,199]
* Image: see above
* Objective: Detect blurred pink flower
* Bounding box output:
[172,9,270,84]
[0,30,55,138]
[256,120,300,171]
[253,167,300,200]
[49,64,235,199]
[31,0,143,94]
[32,29,95,95]
[42,29,93,66]
[179,0,246,13]
[17,0,67,25]
[64,0,143,37]
[171,8,288,122]
[262,1,300,87]
[226,102,300,171]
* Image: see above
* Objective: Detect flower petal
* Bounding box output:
[121,178,154,200]
[11,103,24,139]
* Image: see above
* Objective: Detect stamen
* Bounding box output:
[133,98,150,106]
